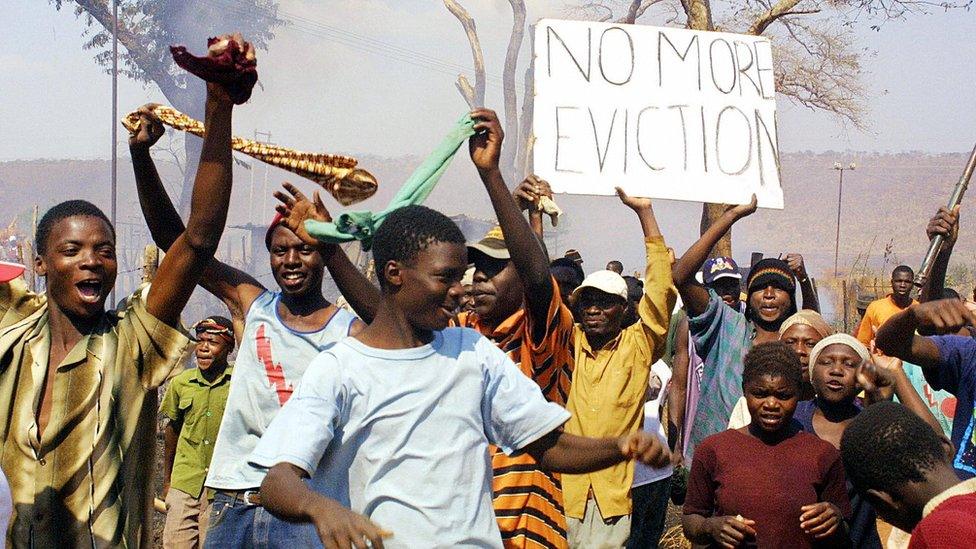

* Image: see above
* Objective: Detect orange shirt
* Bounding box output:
[855,295,917,346]
[456,280,575,549]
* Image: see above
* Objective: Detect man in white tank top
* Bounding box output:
[132,123,380,545]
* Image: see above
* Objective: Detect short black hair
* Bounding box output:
[550,257,584,284]
[840,401,945,494]
[371,205,465,289]
[892,265,914,278]
[942,288,961,300]
[36,200,115,255]
[623,275,643,303]
[741,341,802,392]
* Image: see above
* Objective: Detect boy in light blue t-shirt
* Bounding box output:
[252,117,669,549]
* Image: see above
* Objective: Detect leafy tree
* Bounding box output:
[50,0,285,212]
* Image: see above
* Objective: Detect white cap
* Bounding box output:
[572,270,628,301]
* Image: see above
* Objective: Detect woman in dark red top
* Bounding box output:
[682,341,852,548]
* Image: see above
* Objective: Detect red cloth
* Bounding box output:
[684,428,852,548]
[0,261,25,283]
[908,492,976,549]
[170,36,257,104]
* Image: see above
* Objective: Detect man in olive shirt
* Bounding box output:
[161,317,235,548]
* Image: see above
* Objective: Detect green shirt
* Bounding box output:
[161,365,233,498]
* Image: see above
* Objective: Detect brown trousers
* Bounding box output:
[163,488,210,549]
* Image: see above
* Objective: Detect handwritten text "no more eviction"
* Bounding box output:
[533,20,784,209]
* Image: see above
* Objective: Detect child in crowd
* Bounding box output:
[728,310,834,428]
[841,401,976,548]
[683,341,851,548]
[251,205,670,548]
[795,334,942,548]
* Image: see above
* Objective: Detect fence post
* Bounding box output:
[142,244,159,284]
[842,279,849,333]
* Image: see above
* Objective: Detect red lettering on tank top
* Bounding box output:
[256,324,293,406]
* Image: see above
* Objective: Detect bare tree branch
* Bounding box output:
[772,19,866,128]
[501,0,527,178]
[515,57,535,179]
[569,3,616,21]
[455,75,477,109]
[614,0,669,22]
[444,0,486,107]
[748,0,820,34]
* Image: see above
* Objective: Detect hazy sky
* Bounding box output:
[1,0,974,161]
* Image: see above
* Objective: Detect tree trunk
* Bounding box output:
[168,81,206,218]
[685,0,729,258]
[444,0,486,108]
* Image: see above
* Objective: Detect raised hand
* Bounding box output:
[724,194,759,220]
[617,431,669,468]
[926,206,960,247]
[514,175,553,211]
[784,253,807,279]
[469,108,504,173]
[128,104,165,149]
[707,515,757,548]
[910,298,976,334]
[615,186,653,211]
[172,32,257,104]
[273,182,333,247]
[800,502,843,539]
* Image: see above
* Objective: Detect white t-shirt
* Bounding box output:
[250,327,571,548]
[206,291,356,490]
[632,360,673,487]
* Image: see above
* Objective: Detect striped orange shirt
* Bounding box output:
[456,280,575,549]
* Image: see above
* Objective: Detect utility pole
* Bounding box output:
[833,161,856,278]
[110,0,119,304]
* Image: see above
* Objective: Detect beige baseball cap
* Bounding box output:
[571,270,628,301]
[467,226,510,260]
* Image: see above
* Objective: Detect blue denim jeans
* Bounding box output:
[626,476,672,549]
[204,491,319,549]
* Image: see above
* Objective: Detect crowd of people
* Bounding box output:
[0,34,974,549]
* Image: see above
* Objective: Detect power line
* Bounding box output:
[204,0,527,95]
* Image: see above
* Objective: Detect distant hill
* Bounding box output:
[1,150,972,284]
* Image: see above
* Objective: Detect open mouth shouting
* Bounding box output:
[76,278,104,304]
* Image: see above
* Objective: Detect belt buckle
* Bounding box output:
[243,490,260,506]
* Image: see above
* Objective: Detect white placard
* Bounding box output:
[533,19,783,209]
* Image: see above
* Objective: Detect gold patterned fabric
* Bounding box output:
[0,279,191,548]
[122,104,378,206]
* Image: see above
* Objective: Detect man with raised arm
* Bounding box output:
[875,207,976,480]
[670,200,820,460]
[0,34,246,547]
[561,188,676,548]
[454,110,577,548]
[128,113,380,545]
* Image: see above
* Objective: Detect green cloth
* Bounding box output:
[160,365,233,498]
[305,114,476,249]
